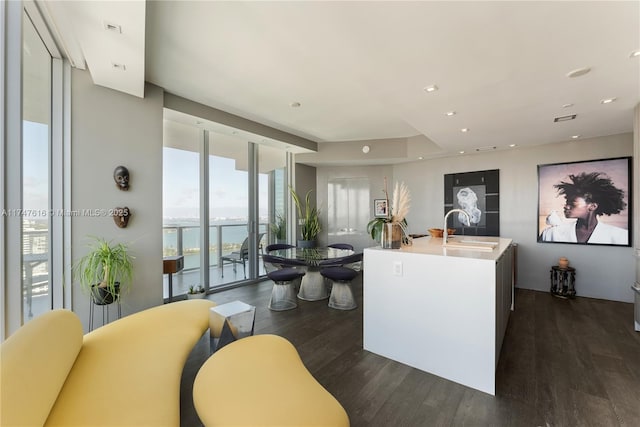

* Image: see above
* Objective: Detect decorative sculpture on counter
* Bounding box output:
[113,207,131,228]
[113,165,130,191]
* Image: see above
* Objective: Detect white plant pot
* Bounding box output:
[187,292,206,300]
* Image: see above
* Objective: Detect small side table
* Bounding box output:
[550,266,576,299]
[163,255,184,302]
[209,301,256,352]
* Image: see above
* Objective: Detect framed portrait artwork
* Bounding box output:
[374,199,388,218]
[444,169,500,236]
[537,157,631,246]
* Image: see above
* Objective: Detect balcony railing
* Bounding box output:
[162,223,268,271]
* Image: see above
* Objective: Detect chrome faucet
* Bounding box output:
[443,209,471,245]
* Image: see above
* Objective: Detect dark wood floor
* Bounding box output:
[180,275,640,426]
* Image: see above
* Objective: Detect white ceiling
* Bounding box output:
[42,1,640,162]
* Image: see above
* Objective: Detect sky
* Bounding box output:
[162,147,268,222]
[23,121,48,215]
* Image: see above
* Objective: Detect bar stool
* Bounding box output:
[267,268,305,311]
[321,267,359,310]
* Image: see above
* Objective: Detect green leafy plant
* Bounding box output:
[73,237,134,299]
[188,285,205,294]
[289,186,321,241]
[270,212,287,241]
[367,179,411,243]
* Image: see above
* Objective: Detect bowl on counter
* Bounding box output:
[427,228,456,238]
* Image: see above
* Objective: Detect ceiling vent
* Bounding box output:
[475,146,496,152]
[554,114,576,122]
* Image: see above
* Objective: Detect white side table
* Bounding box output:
[209,301,256,352]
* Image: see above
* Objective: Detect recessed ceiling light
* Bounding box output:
[459,151,465,154]
[509,144,517,147]
[289,102,301,108]
[572,135,581,139]
[461,128,469,132]
[600,97,617,104]
[562,103,574,108]
[423,85,438,93]
[445,111,456,116]
[362,145,370,154]
[418,156,424,160]
[630,50,640,58]
[566,67,591,78]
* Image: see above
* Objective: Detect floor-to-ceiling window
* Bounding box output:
[259,144,288,247]
[208,130,251,284]
[21,9,51,321]
[2,2,67,335]
[162,110,290,298]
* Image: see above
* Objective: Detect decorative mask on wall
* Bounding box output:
[113,206,131,228]
[113,165,130,191]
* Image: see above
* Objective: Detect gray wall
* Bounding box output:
[71,69,164,331]
[315,133,635,303]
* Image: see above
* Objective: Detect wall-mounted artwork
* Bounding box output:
[444,169,500,236]
[374,199,388,218]
[113,165,129,191]
[113,206,131,228]
[538,157,631,246]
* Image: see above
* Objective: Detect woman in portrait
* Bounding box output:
[540,172,628,245]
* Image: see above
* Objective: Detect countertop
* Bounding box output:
[366,235,513,261]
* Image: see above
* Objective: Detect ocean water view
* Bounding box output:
[163,218,269,270]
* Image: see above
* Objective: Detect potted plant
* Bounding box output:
[73,237,134,305]
[187,285,206,299]
[270,212,287,244]
[367,179,411,249]
[289,186,321,248]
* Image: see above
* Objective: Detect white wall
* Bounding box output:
[71,69,164,331]
[315,133,634,302]
[394,133,634,303]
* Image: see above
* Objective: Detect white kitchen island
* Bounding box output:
[363,235,514,395]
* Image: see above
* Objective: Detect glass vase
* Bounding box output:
[380,222,402,249]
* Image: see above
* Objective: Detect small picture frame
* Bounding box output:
[374,199,388,217]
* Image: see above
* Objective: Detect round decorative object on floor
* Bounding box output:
[558,257,569,269]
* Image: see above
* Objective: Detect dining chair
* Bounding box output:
[321,266,360,310]
[265,243,295,252]
[319,253,363,270]
[262,254,287,274]
[267,268,306,311]
[327,243,354,251]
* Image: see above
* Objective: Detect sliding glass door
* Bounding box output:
[162,111,289,298]
[208,131,251,283]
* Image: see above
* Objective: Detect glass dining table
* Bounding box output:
[269,247,355,301]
